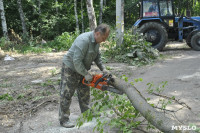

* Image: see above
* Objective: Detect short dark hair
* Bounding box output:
[94,24,110,35]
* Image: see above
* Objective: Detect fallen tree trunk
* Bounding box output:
[109,75,194,133]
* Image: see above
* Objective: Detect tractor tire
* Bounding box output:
[138,22,168,51]
[186,37,192,48]
[191,32,200,51]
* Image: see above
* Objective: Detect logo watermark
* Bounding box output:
[171,125,197,131]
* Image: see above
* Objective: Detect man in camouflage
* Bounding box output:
[59,24,110,128]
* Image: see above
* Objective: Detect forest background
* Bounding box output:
[0,0,200,53]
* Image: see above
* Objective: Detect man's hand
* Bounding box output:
[85,72,93,82]
[103,69,110,75]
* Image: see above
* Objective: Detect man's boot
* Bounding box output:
[60,120,75,128]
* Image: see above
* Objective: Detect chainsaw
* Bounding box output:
[82,74,123,95]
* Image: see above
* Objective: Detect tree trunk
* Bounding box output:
[109,75,194,133]
[55,0,58,14]
[81,0,84,33]
[99,0,103,24]
[116,0,124,46]
[74,0,79,31]
[17,0,27,35]
[86,0,97,31]
[0,0,8,40]
[38,0,41,15]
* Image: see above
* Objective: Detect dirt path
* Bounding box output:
[0,43,200,133]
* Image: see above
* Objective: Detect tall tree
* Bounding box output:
[17,0,27,36]
[104,0,106,6]
[38,0,41,15]
[0,0,8,39]
[81,0,85,33]
[99,0,103,24]
[55,0,58,14]
[74,0,79,31]
[116,0,124,46]
[86,0,97,30]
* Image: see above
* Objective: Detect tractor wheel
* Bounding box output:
[138,22,168,51]
[191,32,200,51]
[186,37,192,48]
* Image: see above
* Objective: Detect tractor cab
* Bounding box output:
[140,0,175,27]
[134,0,200,51]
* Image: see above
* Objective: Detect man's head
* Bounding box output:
[94,24,110,44]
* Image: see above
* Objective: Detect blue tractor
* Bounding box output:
[133,0,200,51]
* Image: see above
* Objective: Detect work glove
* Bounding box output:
[102,69,110,75]
[84,72,93,82]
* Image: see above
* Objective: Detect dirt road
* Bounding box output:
[0,43,200,133]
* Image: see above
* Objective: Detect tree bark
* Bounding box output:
[81,0,84,33]
[74,0,79,31]
[86,0,97,30]
[116,0,124,46]
[17,0,27,35]
[99,0,103,24]
[38,0,41,15]
[0,0,8,40]
[55,0,58,14]
[109,75,194,133]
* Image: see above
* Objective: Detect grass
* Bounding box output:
[13,45,53,54]
[0,83,13,88]
[0,93,14,101]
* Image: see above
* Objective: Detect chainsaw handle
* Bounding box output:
[82,77,93,86]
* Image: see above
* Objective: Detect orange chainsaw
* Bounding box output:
[82,74,123,94]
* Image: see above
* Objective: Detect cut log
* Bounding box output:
[109,75,194,133]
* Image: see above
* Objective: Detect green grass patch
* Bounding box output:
[0,83,13,88]
[0,93,14,101]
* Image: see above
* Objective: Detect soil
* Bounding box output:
[0,42,200,133]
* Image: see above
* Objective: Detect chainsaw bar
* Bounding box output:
[102,85,123,95]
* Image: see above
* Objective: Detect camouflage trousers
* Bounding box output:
[59,63,90,123]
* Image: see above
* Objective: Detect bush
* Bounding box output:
[0,30,79,53]
[102,30,159,66]
[0,37,12,50]
[43,31,79,51]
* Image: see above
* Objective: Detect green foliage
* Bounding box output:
[1,0,200,40]
[103,31,159,66]
[193,1,200,16]
[76,76,145,133]
[43,31,79,51]
[146,81,175,111]
[189,123,200,132]
[147,81,168,94]
[0,37,12,50]
[0,82,13,88]
[0,35,53,54]
[0,30,78,53]
[77,89,142,133]
[17,46,52,54]
[50,68,58,77]
[0,93,14,101]
[40,15,77,40]
[76,75,179,132]
[17,94,25,99]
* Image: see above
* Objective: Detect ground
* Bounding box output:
[0,42,200,133]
